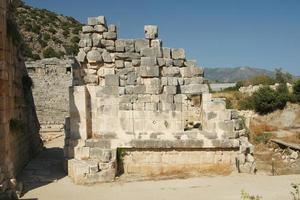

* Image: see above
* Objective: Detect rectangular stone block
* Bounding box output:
[105,75,119,86]
[171,48,185,59]
[135,39,149,52]
[162,67,180,77]
[163,86,177,94]
[145,103,158,111]
[180,84,209,94]
[144,78,161,94]
[140,66,159,77]
[141,57,157,66]
[144,25,158,39]
[162,48,171,58]
[167,77,178,86]
[140,47,162,58]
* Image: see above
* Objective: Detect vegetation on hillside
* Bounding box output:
[13,0,82,60]
[214,69,300,115]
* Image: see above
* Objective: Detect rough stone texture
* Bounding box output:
[65,16,255,185]
[26,58,78,132]
[0,1,42,197]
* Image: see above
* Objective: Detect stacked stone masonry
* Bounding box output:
[26,58,78,132]
[65,16,255,184]
[0,0,42,197]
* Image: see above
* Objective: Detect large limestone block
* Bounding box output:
[140,47,162,58]
[140,66,159,77]
[171,48,185,60]
[180,84,209,94]
[135,39,149,52]
[163,86,177,94]
[77,50,86,63]
[88,16,106,26]
[87,50,102,63]
[92,33,103,47]
[141,57,157,66]
[102,51,112,63]
[144,25,158,39]
[162,67,180,77]
[94,24,107,33]
[82,25,94,33]
[144,78,161,94]
[180,66,204,78]
[105,75,119,86]
[162,48,171,58]
[115,39,135,52]
[103,32,117,40]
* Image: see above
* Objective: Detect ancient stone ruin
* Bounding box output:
[63,16,255,184]
[26,58,78,133]
[0,0,42,197]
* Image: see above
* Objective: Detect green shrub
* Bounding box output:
[62,30,70,37]
[43,33,51,41]
[252,86,287,114]
[48,27,57,34]
[52,36,62,44]
[43,47,59,58]
[31,53,41,60]
[293,79,300,102]
[38,39,48,48]
[238,96,254,110]
[243,75,276,86]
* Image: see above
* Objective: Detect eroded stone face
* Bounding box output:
[65,16,255,185]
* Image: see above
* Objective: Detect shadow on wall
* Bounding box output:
[17,146,66,197]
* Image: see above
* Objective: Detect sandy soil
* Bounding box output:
[19,137,300,200]
[20,174,300,200]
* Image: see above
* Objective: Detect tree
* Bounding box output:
[293,79,300,102]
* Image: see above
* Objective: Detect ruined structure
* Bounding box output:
[64,16,255,184]
[26,58,78,133]
[0,0,42,197]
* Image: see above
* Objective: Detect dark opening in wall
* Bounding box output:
[66,67,71,74]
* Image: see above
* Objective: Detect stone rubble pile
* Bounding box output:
[64,16,255,184]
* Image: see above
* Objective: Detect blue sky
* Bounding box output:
[24,0,300,75]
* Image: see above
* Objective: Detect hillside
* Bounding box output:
[13,0,82,60]
[204,66,275,83]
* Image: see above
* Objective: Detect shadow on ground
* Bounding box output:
[18,144,66,197]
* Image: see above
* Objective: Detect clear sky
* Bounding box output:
[24,0,300,75]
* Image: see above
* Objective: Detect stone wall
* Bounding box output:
[0,1,42,197]
[26,58,78,132]
[65,16,255,184]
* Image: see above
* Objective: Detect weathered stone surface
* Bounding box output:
[77,50,86,62]
[108,24,117,32]
[180,84,209,94]
[105,75,119,86]
[87,50,102,63]
[171,48,185,59]
[162,48,171,58]
[184,77,204,84]
[144,78,161,94]
[151,39,162,47]
[82,25,94,33]
[184,60,197,67]
[140,66,159,77]
[94,25,107,33]
[135,39,149,52]
[144,25,158,39]
[103,32,117,40]
[140,47,162,58]
[88,16,106,26]
[162,67,180,77]
[141,57,157,66]
[102,51,112,63]
[115,52,141,60]
[84,75,99,84]
[180,66,204,78]
[163,86,177,94]
[173,59,184,67]
[115,60,124,68]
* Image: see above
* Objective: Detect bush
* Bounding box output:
[48,27,57,34]
[43,33,51,41]
[293,79,300,102]
[62,30,69,37]
[252,86,288,114]
[38,39,48,48]
[64,44,79,56]
[43,47,59,58]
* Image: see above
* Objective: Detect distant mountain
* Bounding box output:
[204,66,275,83]
[13,0,82,60]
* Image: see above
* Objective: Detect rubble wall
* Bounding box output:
[0,0,42,197]
[26,58,78,132]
